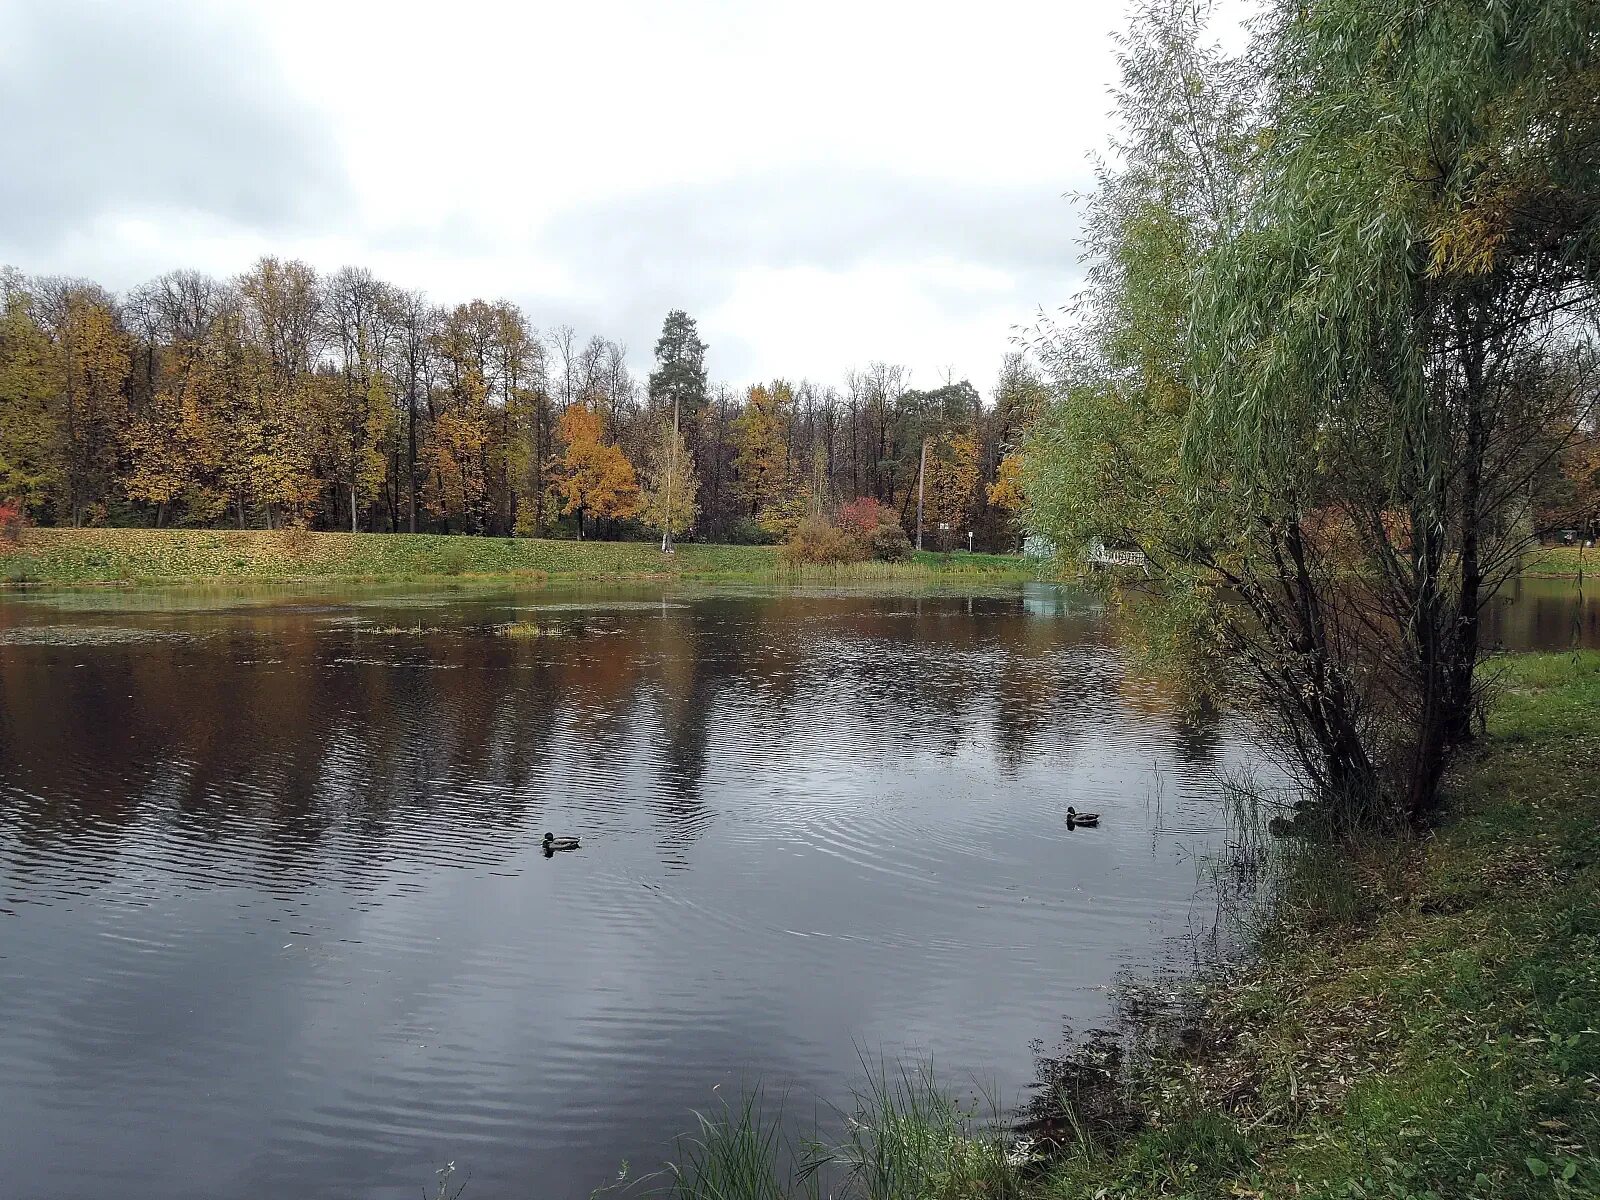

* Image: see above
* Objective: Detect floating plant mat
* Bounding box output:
[0,624,197,646]
[328,656,464,668]
[510,601,691,612]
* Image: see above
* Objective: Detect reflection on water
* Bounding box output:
[0,576,1586,1200]
[1484,575,1600,651]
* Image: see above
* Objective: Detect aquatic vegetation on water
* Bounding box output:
[497,620,557,638]
[515,601,690,612]
[0,624,193,646]
[622,1062,1023,1200]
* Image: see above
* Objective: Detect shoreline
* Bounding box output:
[0,528,1035,590]
[5,528,1590,592]
[1029,649,1600,1197]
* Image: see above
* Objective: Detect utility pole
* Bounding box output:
[915,437,928,551]
[661,394,678,553]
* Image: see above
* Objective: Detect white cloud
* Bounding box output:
[0,0,1247,386]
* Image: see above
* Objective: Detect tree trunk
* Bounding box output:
[915,439,928,551]
[1445,323,1489,746]
[408,382,418,534]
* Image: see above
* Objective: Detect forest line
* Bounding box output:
[0,263,1039,552]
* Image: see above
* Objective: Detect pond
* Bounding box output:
[0,577,1590,1199]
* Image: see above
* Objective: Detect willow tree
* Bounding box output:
[1029,0,1600,828]
[1188,0,1600,823]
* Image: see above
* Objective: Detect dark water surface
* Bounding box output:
[0,578,1589,1199]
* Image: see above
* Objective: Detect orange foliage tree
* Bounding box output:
[551,403,639,538]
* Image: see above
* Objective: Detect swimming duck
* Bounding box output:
[1066,807,1101,827]
[543,833,581,852]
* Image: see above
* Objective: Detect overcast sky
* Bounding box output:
[3,0,1159,389]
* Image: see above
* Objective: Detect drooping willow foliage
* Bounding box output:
[1030,0,1600,828]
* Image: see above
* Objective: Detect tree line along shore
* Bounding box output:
[0,266,1038,554]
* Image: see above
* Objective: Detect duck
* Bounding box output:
[1066,806,1101,827]
[542,833,581,852]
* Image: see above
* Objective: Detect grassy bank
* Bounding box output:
[1027,649,1600,1198]
[1523,544,1596,579]
[638,651,1600,1200]
[0,528,1031,588]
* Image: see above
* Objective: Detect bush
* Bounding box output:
[0,498,23,548]
[837,496,894,539]
[836,496,914,561]
[869,520,913,562]
[782,517,867,565]
[728,517,780,545]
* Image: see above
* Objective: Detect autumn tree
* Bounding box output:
[41,286,132,526]
[734,380,796,531]
[986,453,1026,549]
[0,260,1031,545]
[922,431,979,547]
[236,257,324,528]
[0,285,61,515]
[390,290,438,533]
[322,266,397,531]
[637,415,699,544]
[237,256,322,385]
[496,304,546,537]
[551,402,638,538]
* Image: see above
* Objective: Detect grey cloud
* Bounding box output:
[527,170,1086,380]
[541,169,1081,284]
[0,1,349,251]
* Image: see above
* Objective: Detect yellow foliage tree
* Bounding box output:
[122,392,189,521]
[923,431,980,546]
[551,403,639,538]
[987,452,1026,514]
[0,292,61,514]
[986,451,1027,551]
[58,296,131,525]
[636,416,699,541]
[734,380,793,518]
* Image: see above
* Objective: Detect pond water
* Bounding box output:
[0,577,1590,1199]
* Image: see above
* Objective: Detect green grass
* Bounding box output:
[0,528,1032,588]
[609,651,1600,1200]
[615,1063,1024,1200]
[1522,544,1596,579]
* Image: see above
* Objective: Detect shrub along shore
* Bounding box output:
[636,651,1600,1200]
[0,527,1031,588]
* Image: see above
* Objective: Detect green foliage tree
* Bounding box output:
[647,309,708,426]
[1027,0,1600,828]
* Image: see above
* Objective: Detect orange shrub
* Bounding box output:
[781,517,868,565]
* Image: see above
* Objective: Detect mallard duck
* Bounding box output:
[1066,807,1100,827]
[542,833,581,852]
